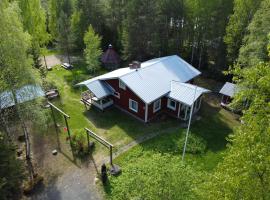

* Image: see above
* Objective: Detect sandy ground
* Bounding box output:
[24,127,103,200]
[41,55,81,69]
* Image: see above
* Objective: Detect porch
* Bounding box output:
[177,96,202,121]
[81,91,113,111]
[167,81,210,121]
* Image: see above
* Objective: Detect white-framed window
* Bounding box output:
[113,91,120,99]
[129,99,138,112]
[167,99,176,110]
[119,80,126,90]
[153,99,161,113]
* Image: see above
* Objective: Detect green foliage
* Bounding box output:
[196,41,270,200]
[84,25,102,72]
[70,131,89,156]
[70,0,104,51]
[237,0,270,67]
[179,133,207,154]
[0,1,34,90]
[224,0,262,64]
[106,153,204,200]
[0,133,24,200]
[18,0,50,68]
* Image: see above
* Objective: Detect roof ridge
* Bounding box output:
[119,55,174,79]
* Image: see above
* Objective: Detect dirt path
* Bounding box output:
[28,129,103,200]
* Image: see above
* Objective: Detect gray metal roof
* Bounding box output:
[78,55,201,103]
[0,85,45,109]
[219,82,236,97]
[84,80,114,99]
[167,81,210,106]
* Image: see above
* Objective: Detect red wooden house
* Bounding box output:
[78,55,210,122]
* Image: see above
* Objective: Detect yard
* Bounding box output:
[104,101,239,199]
[39,58,239,199]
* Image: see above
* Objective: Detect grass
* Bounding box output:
[103,100,239,199]
[45,60,181,155]
[44,58,240,199]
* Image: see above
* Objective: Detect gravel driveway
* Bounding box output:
[41,55,81,69]
[28,129,103,200]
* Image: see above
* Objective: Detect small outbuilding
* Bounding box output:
[0,85,45,110]
[101,44,120,70]
[219,82,237,107]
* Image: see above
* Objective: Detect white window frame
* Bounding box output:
[167,99,176,111]
[113,91,120,99]
[153,99,161,113]
[119,79,126,90]
[129,99,138,113]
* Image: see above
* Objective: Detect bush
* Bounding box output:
[70,131,89,157]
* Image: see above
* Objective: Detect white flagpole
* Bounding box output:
[182,86,197,162]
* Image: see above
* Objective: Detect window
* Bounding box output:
[119,80,126,90]
[129,99,138,112]
[167,99,176,110]
[113,91,120,99]
[153,99,161,113]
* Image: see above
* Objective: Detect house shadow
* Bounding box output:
[135,101,235,156]
[82,105,181,143]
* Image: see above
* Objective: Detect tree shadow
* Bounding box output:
[28,173,62,200]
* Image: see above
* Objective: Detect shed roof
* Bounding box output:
[167,82,210,106]
[219,82,236,97]
[78,55,201,103]
[0,85,44,109]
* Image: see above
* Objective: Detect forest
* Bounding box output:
[0,0,270,199]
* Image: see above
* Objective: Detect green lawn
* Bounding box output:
[45,60,239,199]
[46,61,181,155]
[104,101,239,199]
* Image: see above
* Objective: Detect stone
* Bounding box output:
[52,149,58,155]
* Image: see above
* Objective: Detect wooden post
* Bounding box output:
[64,115,72,149]
[43,54,48,70]
[86,130,90,150]
[50,105,58,132]
[109,146,113,166]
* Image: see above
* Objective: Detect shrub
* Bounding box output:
[70,131,89,157]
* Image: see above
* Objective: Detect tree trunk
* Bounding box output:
[43,54,48,70]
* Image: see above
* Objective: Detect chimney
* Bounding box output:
[129,61,141,69]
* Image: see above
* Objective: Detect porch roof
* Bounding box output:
[167,81,210,106]
[82,80,114,99]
